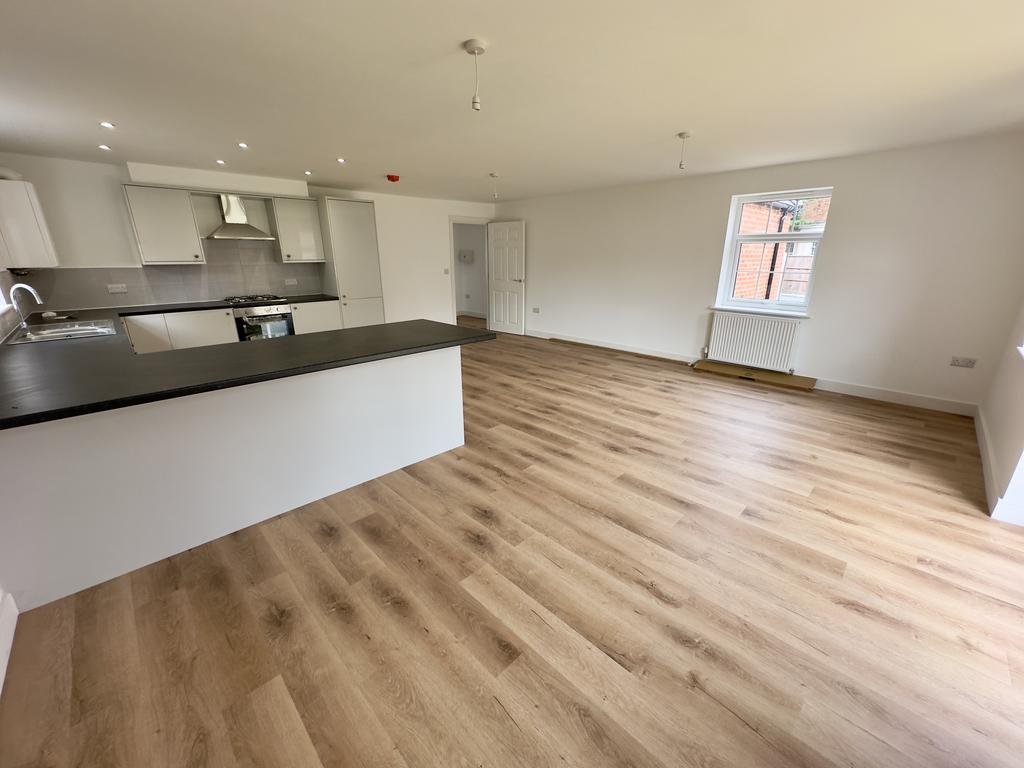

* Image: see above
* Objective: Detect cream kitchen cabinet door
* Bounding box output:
[341,297,385,328]
[164,308,238,349]
[0,180,59,268]
[291,300,342,334]
[272,198,324,263]
[122,313,172,354]
[321,198,383,299]
[124,185,205,265]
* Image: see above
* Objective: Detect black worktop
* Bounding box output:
[0,306,495,430]
[113,293,339,316]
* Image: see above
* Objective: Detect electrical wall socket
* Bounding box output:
[284,278,298,286]
[950,356,977,368]
[465,293,471,299]
[106,283,128,294]
[532,307,541,314]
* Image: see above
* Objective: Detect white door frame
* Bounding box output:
[448,215,492,324]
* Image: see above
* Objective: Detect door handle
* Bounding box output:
[513,278,524,283]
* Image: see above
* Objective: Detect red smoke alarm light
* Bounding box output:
[386,174,400,183]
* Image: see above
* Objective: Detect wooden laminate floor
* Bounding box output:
[3,325,1024,768]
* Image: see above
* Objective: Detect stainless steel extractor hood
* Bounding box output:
[208,195,275,241]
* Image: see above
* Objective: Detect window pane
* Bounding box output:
[731,240,817,303]
[737,195,831,235]
[778,241,817,302]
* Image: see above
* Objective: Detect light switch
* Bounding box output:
[443,268,450,275]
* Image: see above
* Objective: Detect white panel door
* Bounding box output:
[124,185,205,264]
[292,300,342,334]
[342,297,385,328]
[164,308,238,349]
[487,220,526,334]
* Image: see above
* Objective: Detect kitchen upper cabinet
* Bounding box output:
[341,297,385,328]
[291,300,342,334]
[124,185,205,264]
[164,308,237,349]
[272,198,324,263]
[321,198,383,300]
[123,313,172,354]
[0,180,59,268]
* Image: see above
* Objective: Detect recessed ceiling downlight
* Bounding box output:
[99,121,115,130]
[237,142,248,149]
[98,144,112,151]
[216,159,226,165]
[336,158,346,164]
[304,170,312,176]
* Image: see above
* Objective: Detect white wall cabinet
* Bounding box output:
[124,185,205,265]
[292,300,342,334]
[123,314,172,354]
[0,180,59,268]
[321,198,385,303]
[273,198,324,263]
[341,297,385,328]
[164,308,237,349]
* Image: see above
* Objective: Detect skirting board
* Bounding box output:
[526,329,698,363]
[0,590,17,699]
[526,329,976,415]
[814,378,976,416]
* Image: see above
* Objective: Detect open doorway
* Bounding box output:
[449,216,527,334]
[452,222,488,329]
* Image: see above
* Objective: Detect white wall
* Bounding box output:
[311,186,495,324]
[978,303,1024,522]
[496,131,1024,412]
[454,223,487,316]
[0,151,140,267]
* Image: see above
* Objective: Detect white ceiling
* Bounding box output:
[2,1,1023,202]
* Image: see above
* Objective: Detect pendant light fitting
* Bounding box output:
[463,39,487,111]
[489,172,499,200]
[677,131,691,171]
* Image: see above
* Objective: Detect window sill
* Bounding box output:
[710,305,809,320]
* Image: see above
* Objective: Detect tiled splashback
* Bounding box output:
[7,240,325,312]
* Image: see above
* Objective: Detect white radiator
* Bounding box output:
[707,310,801,373]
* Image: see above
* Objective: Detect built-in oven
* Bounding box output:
[233,304,294,341]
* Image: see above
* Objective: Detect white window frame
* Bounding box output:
[714,187,832,316]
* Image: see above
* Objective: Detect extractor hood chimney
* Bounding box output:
[208,195,275,241]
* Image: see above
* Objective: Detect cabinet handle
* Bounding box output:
[343,302,348,306]
[285,254,292,259]
[342,294,347,298]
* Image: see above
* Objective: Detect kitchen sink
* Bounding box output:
[6,319,116,344]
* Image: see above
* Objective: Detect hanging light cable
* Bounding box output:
[463,39,487,111]
[489,172,499,199]
[677,131,691,171]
